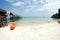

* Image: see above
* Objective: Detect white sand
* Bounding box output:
[0,21,60,40]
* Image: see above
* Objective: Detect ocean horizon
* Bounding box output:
[11,17,57,25]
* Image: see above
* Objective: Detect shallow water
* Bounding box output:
[10,17,56,25]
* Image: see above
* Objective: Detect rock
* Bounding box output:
[9,12,21,22]
[57,21,60,23]
[0,8,8,27]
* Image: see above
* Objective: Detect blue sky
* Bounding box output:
[0,0,60,17]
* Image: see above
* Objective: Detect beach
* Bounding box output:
[0,21,60,40]
[1,0,60,40]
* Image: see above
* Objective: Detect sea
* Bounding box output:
[12,17,57,24]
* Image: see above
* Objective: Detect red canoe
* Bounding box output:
[10,24,16,30]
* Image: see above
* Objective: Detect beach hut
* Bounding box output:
[0,9,7,27]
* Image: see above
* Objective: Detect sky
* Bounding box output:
[0,0,60,17]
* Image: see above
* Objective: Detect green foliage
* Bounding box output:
[51,9,60,19]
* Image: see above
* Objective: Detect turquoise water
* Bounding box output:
[16,17,54,24]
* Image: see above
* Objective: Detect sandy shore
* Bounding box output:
[0,21,60,40]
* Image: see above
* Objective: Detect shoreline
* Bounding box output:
[8,19,57,26]
[0,21,60,40]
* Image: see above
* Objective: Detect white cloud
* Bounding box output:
[36,1,60,13]
[12,1,24,7]
[22,0,60,17]
[5,0,60,17]
[6,0,24,7]
[33,0,37,3]
[6,0,14,3]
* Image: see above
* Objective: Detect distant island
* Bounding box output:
[51,9,60,19]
